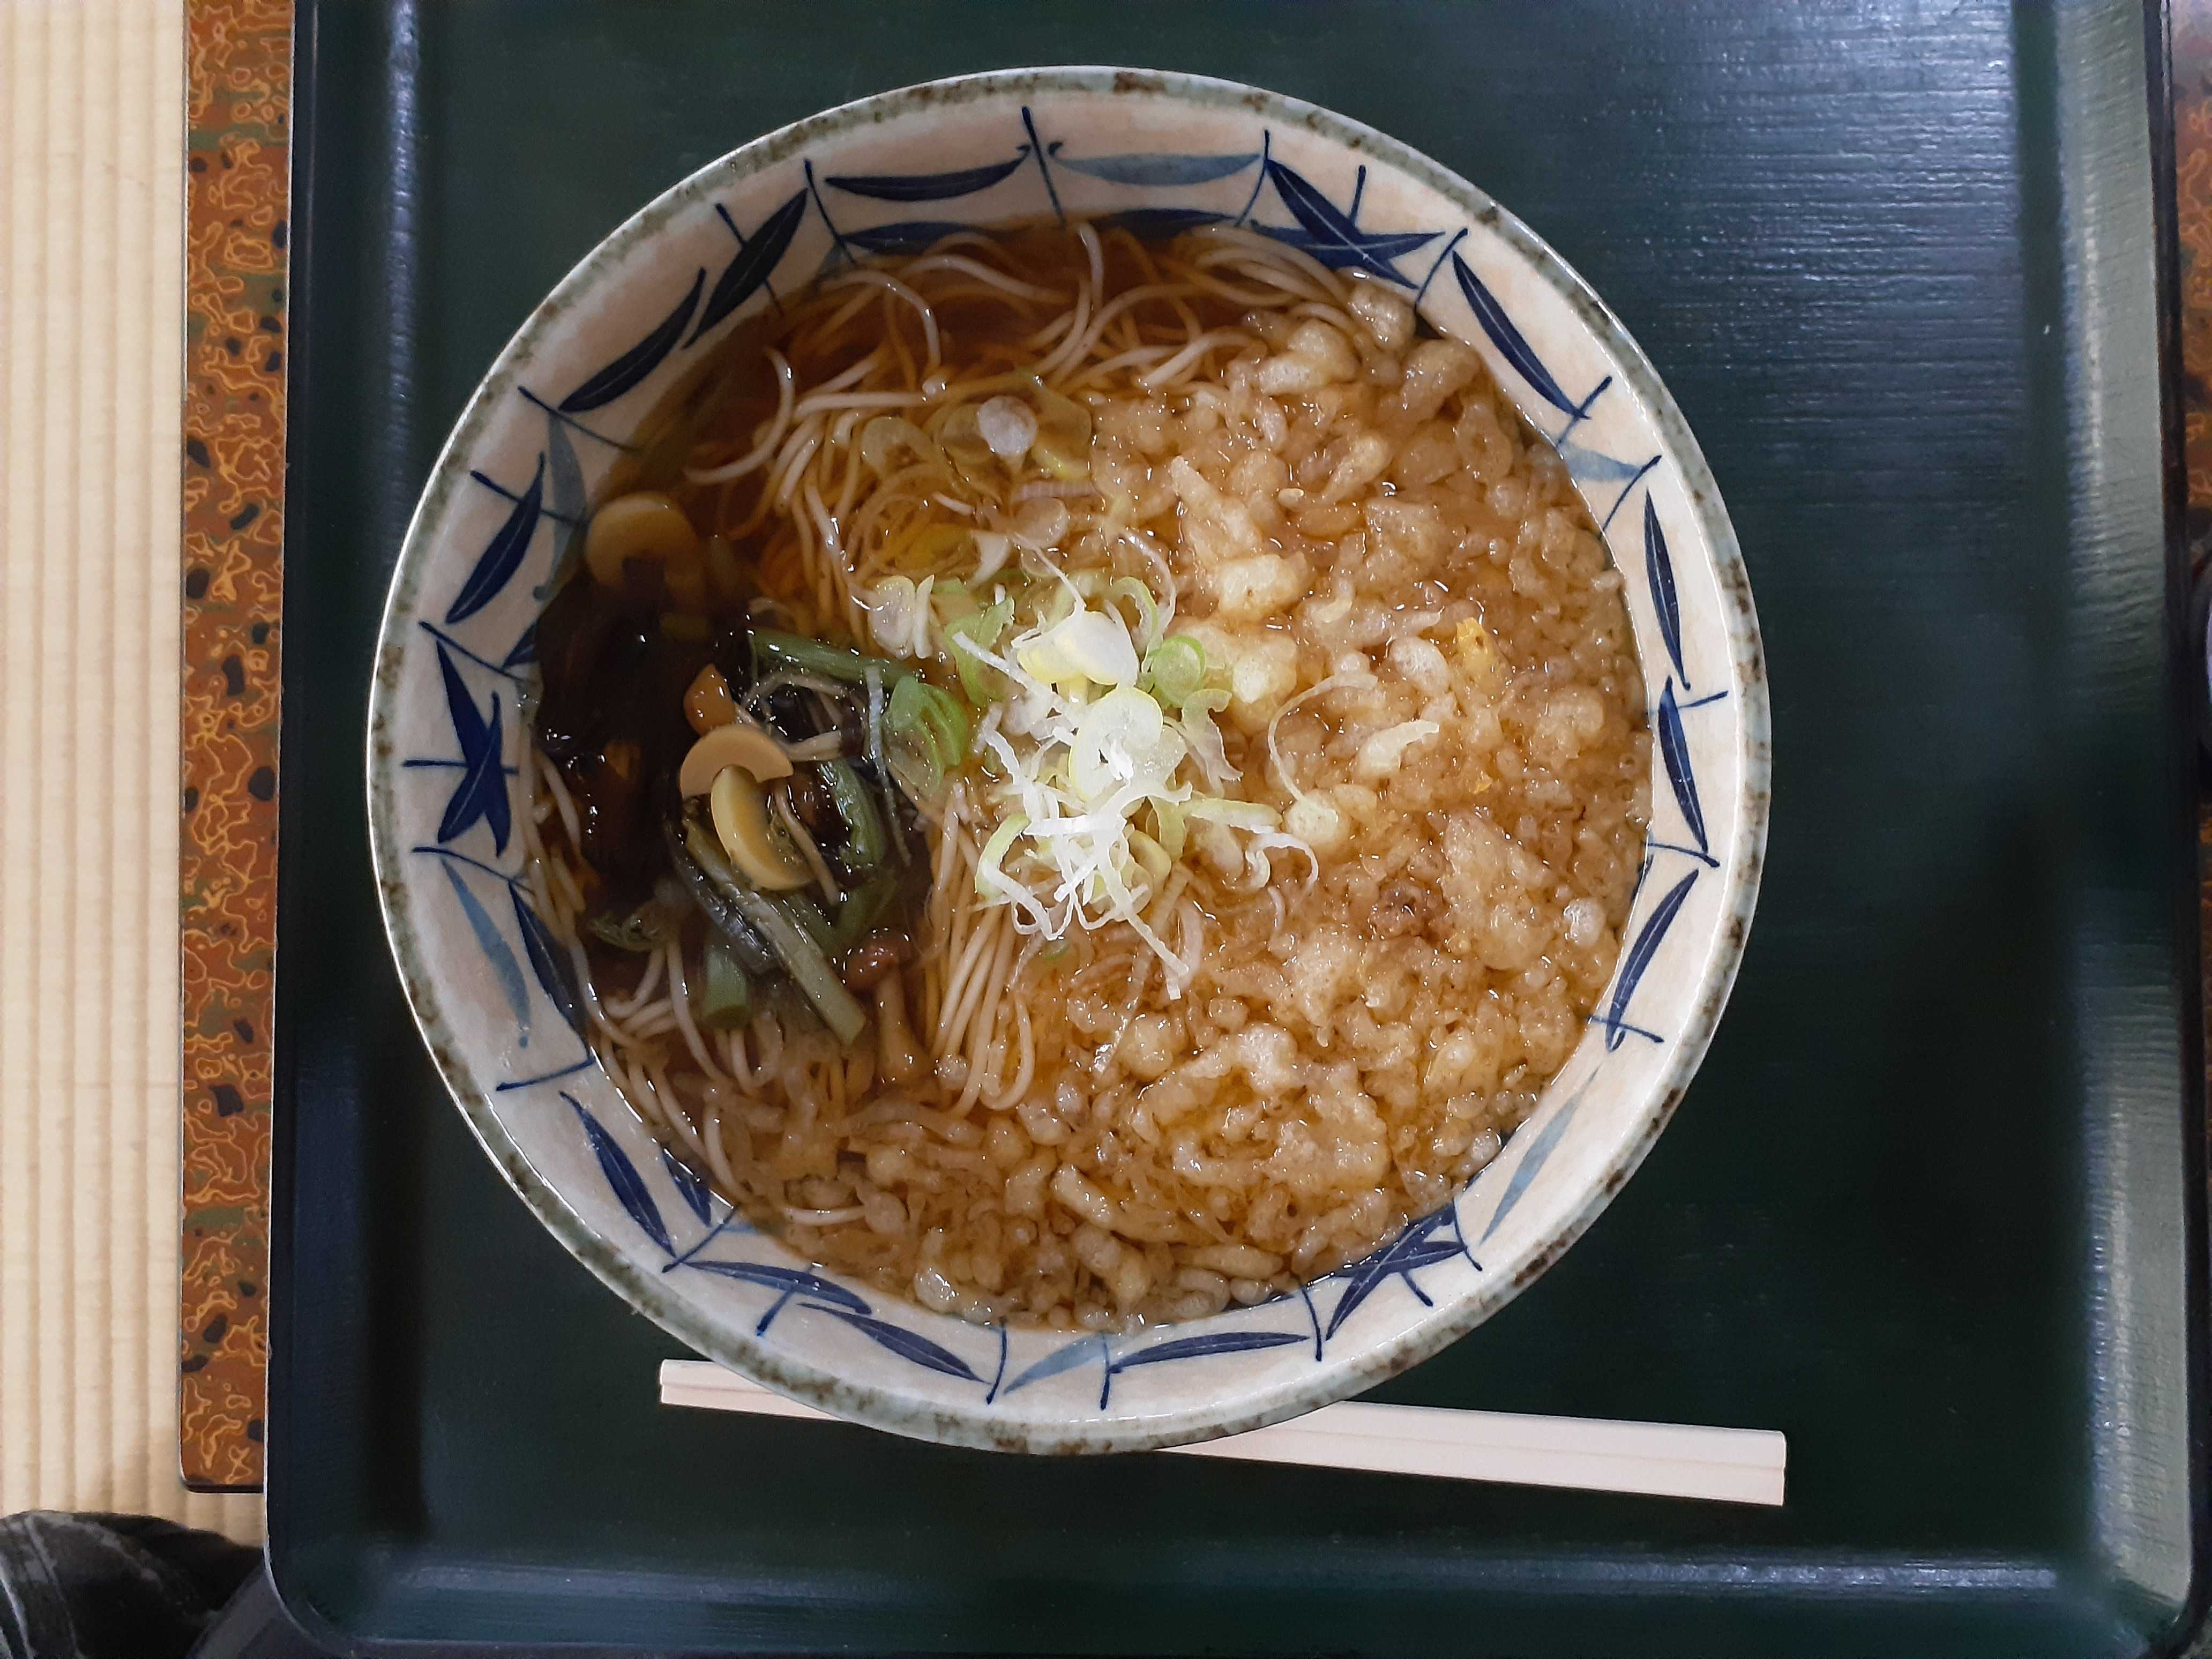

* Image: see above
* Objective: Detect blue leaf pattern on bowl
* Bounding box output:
[431,644,510,852]
[1598,870,1698,1051]
[445,453,542,625]
[1656,683,1708,858]
[499,620,536,670]
[510,888,582,1037]
[1098,1329,1307,1407]
[1453,251,1608,423]
[826,153,1030,202]
[1260,159,1434,283]
[1476,1089,1583,1246]
[1260,225,1440,268]
[1053,150,1260,186]
[567,1093,672,1255]
[1324,1206,1471,1340]
[539,412,588,595]
[1557,438,1656,489]
[691,192,808,345]
[1643,492,1686,688]
[442,863,532,1044]
[1000,1334,1111,1398]
[1113,1329,1306,1371]
[660,1147,716,1227]
[682,1258,870,1315]
[561,267,703,413]
[802,1304,986,1381]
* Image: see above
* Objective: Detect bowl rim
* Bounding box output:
[365,63,1770,1454]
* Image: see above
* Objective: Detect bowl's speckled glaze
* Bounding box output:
[365,67,1767,1454]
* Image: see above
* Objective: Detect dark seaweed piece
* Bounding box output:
[709,621,757,691]
[662,811,780,977]
[784,768,831,835]
[530,571,638,763]
[618,557,668,616]
[571,741,651,881]
[760,685,826,743]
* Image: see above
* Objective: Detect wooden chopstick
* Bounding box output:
[658,1361,1787,1505]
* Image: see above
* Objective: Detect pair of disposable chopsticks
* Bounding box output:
[659,1361,1787,1505]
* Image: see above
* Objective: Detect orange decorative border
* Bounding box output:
[2181,3,2212,1090]
[2185,11,2212,555]
[180,0,291,1490]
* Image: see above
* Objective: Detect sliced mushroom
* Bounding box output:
[873,975,921,1083]
[841,931,913,991]
[684,664,739,735]
[585,491,705,608]
[1030,380,1092,481]
[710,765,811,891]
[677,716,790,798]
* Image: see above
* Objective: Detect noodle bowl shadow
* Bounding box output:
[367,68,1768,1454]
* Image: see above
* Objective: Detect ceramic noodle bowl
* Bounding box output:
[366,68,1768,1453]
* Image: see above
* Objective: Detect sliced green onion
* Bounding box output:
[767,887,835,953]
[864,663,907,867]
[887,674,970,797]
[1027,377,1093,481]
[1178,688,1236,788]
[936,402,1002,490]
[944,595,1013,705]
[586,900,679,953]
[818,760,886,871]
[1108,577,1162,651]
[698,937,752,1030]
[1186,797,1281,831]
[724,885,864,1044]
[975,813,1030,899]
[832,868,902,952]
[753,629,916,687]
[863,576,931,659]
[1140,633,1206,705]
[886,744,942,805]
[859,415,939,479]
[1150,797,1188,861]
[1127,827,1172,892]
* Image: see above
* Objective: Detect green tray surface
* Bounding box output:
[270,1,2204,1651]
